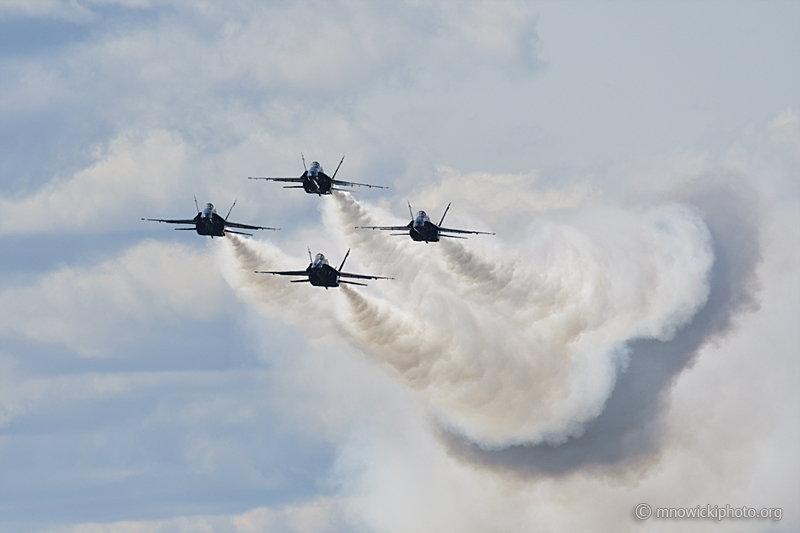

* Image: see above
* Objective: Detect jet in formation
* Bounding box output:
[249,155,388,196]
[142,198,279,237]
[256,248,393,288]
[355,202,495,242]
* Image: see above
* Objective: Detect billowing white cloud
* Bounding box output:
[1,1,540,117]
[0,130,189,235]
[0,238,230,355]
[0,0,543,237]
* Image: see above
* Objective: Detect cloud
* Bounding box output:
[0,130,190,235]
[232,498,346,533]
[0,0,545,239]
[410,166,595,236]
[0,238,230,355]
[1,1,541,118]
[722,108,800,201]
[0,0,95,23]
[0,346,350,528]
[0,1,153,22]
[33,497,346,533]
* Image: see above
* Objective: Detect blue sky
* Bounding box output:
[1,1,798,532]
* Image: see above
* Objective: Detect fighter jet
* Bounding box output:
[256,248,392,288]
[142,197,279,237]
[248,154,388,196]
[355,202,495,242]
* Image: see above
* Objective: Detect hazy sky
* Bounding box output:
[1,1,798,532]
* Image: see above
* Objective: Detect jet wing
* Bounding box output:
[142,217,196,224]
[332,179,389,190]
[255,270,309,276]
[355,222,412,231]
[225,221,280,231]
[354,225,410,231]
[439,227,496,235]
[248,177,304,183]
[339,272,394,281]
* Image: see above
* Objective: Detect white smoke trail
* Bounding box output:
[219,234,338,332]
[220,193,714,449]
[325,193,714,448]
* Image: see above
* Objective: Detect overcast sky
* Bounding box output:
[1,1,798,532]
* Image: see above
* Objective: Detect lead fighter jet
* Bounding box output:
[142,197,279,237]
[256,248,392,289]
[249,154,388,196]
[356,202,495,242]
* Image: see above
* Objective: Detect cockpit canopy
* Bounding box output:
[312,253,329,267]
[202,203,216,217]
[414,210,430,226]
[309,161,322,175]
[416,210,427,218]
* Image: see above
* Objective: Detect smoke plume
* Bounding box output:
[438,177,763,476]
[219,180,759,476]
